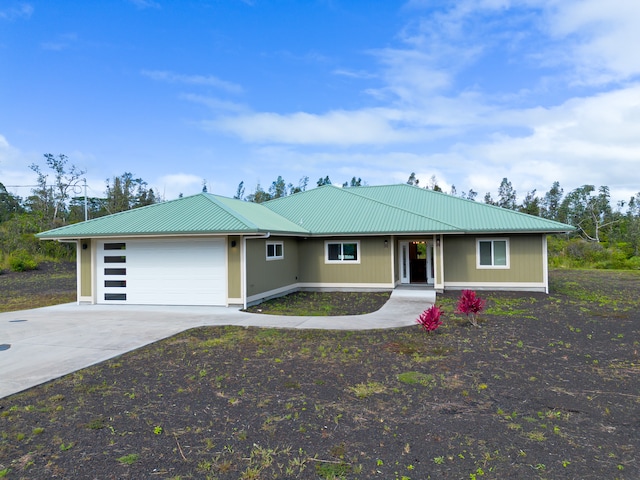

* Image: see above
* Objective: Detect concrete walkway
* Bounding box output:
[0,289,435,399]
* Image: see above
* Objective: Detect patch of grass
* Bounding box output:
[348,381,387,398]
[485,295,538,318]
[85,417,106,430]
[398,371,435,387]
[117,453,139,465]
[526,431,546,442]
[315,461,352,479]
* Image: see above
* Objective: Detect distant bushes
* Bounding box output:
[0,213,75,263]
[7,250,39,272]
[549,236,640,270]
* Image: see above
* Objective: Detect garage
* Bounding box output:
[97,238,227,306]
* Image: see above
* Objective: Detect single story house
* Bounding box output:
[37,184,574,307]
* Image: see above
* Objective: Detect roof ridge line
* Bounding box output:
[214,194,312,233]
[399,184,575,230]
[204,194,261,231]
[339,185,464,231]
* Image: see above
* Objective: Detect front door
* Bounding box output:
[399,241,434,285]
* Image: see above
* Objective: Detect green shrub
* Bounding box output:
[624,256,640,270]
[565,238,609,264]
[8,250,38,272]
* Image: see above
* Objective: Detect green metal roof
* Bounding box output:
[37,193,309,239]
[264,184,574,234]
[37,184,573,240]
[263,185,461,234]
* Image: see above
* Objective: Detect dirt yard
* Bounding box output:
[0,269,638,479]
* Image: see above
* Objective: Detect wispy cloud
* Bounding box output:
[156,173,203,199]
[209,108,431,146]
[180,93,248,113]
[0,3,33,21]
[40,33,78,51]
[128,0,160,9]
[541,0,640,85]
[332,69,377,79]
[141,70,243,94]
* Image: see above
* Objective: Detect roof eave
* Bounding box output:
[36,229,276,240]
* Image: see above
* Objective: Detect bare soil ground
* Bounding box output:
[0,262,76,313]
[0,269,638,479]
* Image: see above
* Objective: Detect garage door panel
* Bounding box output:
[97,238,227,306]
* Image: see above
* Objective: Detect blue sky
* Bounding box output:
[1,0,639,205]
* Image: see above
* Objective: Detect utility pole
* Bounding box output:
[84,178,88,221]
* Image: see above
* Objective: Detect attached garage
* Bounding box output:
[96,238,227,306]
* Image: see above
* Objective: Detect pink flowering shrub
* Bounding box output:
[416,305,443,333]
[456,290,486,327]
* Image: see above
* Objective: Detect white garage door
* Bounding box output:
[97,238,227,306]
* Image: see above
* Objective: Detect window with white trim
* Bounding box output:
[477,238,509,268]
[325,241,360,263]
[266,241,284,260]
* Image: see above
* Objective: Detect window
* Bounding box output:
[104,268,126,275]
[104,255,126,263]
[325,241,360,263]
[266,242,284,260]
[477,238,509,269]
[104,293,127,301]
[104,243,126,250]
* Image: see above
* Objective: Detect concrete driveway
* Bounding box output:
[0,289,435,399]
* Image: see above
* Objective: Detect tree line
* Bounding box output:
[0,154,158,260]
[1,155,639,269]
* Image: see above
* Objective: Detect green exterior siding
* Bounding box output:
[80,239,92,297]
[298,237,392,285]
[227,236,241,299]
[246,237,299,297]
[443,234,544,283]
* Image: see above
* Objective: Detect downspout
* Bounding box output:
[243,232,271,310]
[542,234,549,294]
[438,234,444,291]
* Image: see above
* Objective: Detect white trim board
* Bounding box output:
[444,281,547,292]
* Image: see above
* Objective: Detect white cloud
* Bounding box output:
[366,49,455,103]
[155,173,203,200]
[542,0,640,84]
[0,3,33,21]
[210,109,403,145]
[0,134,38,196]
[141,70,243,94]
[435,84,640,202]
